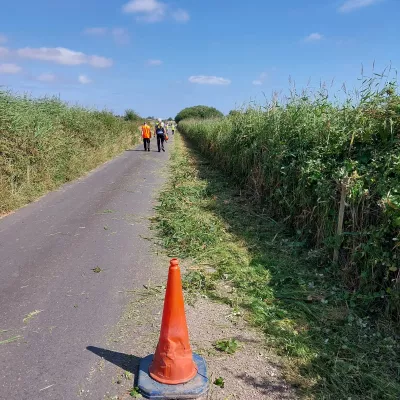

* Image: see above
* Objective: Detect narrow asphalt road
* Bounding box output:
[0,134,173,399]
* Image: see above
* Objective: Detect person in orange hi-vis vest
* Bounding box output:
[141,121,151,152]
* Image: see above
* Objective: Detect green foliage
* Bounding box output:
[124,109,140,121]
[213,377,225,388]
[155,133,400,399]
[179,76,400,320]
[175,105,223,123]
[228,109,241,117]
[214,338,239,354]
[0,91,141,214]
[129,387,142,397]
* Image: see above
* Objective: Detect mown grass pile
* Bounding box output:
[155,133,400,400]
[178,77,400,320]
[0,90,140,214]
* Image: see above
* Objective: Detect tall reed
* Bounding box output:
[179,76,400,319]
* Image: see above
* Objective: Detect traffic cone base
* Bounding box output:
[138,353,208,399]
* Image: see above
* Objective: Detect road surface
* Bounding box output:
[0,136,172,399]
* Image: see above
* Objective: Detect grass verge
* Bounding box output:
[0,91,141,215]
[154,133,400,400]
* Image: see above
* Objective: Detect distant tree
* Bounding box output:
[168,117,173,121]
[228,110,241,117]
[124,109,140,121]
[175,105,223,123]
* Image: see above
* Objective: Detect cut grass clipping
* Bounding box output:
[154,133,400,400]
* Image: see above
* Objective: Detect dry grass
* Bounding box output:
[0,90,141,215]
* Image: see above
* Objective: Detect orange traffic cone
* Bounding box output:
[149,258,197,385]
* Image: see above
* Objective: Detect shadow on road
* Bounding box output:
[125,149,165,153]
[125,149,146,152]
[87,346,141,376]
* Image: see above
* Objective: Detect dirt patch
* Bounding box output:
[186,298,297,400]
[83,278,296,400]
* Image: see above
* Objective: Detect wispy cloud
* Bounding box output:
[112,28,130,45]
[147,59,162,66]
[123,0,166,22]
[189,75,231,85]
[172,9,190,23]
[338,0,382,13]
[0,63,22,74]
[252,72,268,86]
[84,27,108,36]
[84,27,130,45]
[78,75,92,84]
[16,47,113,68]
[0,47,9,57]
[122,0,189,23]
[0,34,7,44]
[304,32,324,42]
[37,73,57,82]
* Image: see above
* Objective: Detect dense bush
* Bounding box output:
[124,109,141,121]
[175,105,223,123]
[179,79,400,319]
[0,91,140,214]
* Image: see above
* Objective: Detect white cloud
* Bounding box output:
[304,33,324,42]
[84,27,130,45]
[0,34,7,44]
[89,55,113,68]
[147,59,162,66]
[0,63,22,74]
[122,0,190,23]
[78,75,92,84]
[84,27,108,35]
[338,0,382,13]
[122,0,166,22]
[189,75,231,85]
[37,73,57,82]
[172,9,190,23]
[0,47,9,57]
[112,28,130,45]
[252,72,268,86]
[17,47,113,68]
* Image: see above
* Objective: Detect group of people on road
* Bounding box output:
[141,118,176,153]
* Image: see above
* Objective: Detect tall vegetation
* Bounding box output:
[0,91,140,214]
[175,105,223,123]
[124,109,141,121]
[178,76,400,320]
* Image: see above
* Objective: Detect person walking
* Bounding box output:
[154,118,166,152]
[171,123,175,135]
[141,121,151,151]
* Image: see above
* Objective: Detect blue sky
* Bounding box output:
[0,0,398,118]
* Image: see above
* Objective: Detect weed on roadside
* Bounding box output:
[129,387,142,398]
[214,339,239,354]
[154,133,400,400]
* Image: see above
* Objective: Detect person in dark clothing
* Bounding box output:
[154,118,166,152]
